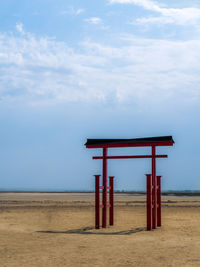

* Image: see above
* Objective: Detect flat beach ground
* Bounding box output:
[0,193,200,267]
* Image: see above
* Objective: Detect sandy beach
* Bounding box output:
[0,192,200,266]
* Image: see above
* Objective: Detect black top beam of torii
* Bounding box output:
[85,136,174,159]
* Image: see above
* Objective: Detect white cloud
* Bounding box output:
[110,0,200,25]
[135,16,174,25]
[110,0,159,10]
[0,29,200,105]
[85,17,102,24]
[60,7,84,16]
[76,9,84,15]
[16,23,25,35]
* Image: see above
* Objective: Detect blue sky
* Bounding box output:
[0,0,200,191]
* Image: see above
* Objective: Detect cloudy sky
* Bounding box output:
[0,0,200,191]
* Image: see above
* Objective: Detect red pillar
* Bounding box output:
[94,175,100,229]
[109,176,114,226]
[152,146,157,229]
[157,176,161,227]
[102,147,107,228]
[146,174,152,231]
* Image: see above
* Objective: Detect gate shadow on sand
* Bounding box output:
[37,226,146,235]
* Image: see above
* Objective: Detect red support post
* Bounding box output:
[146,174,152,231]
[102,148,107,228]
[157,176,161,227]
[152,146,157,229]
[94,175,100,229]
[109,176,114,226]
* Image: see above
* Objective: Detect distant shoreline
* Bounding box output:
[0,191,200,196]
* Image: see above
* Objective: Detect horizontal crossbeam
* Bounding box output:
[100,204,111,208]
[93,155,168,160]
[99,186,111,190]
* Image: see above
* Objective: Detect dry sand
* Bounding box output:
[0,193,200,267]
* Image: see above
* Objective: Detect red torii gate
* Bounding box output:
[85,136,174,231]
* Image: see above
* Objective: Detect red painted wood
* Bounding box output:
[146,174,152,231]
[102,148,107,228]
[89,139,173,231]
[86,141,174,149]
[157,176,161,227]
[101,204,111,208]
[109,176,114,226]
[93,155,168,160]
[94,175,100,229]
[152,146,157,229]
